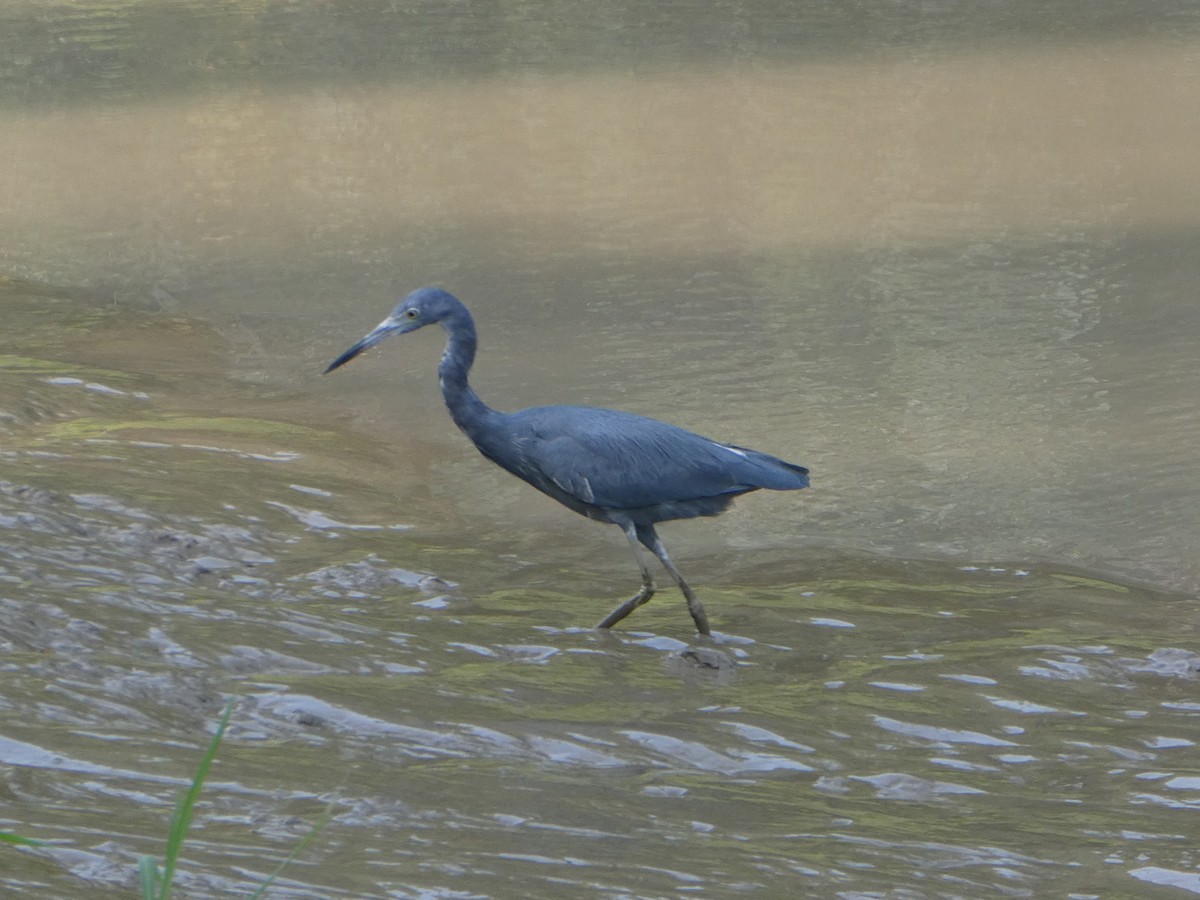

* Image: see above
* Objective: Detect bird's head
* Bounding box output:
[324,286,462,373]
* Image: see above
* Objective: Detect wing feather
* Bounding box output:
[502,406,807,512]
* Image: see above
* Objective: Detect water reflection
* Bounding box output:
[4,31,1199,588]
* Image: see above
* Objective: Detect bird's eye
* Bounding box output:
[404,309,419,320]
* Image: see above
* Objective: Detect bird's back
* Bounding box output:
[470,404,808,523]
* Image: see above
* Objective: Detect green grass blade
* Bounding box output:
[248,801,336,900]
[138,854,162,899]
[0,831,46,847]
[158,697,236,900]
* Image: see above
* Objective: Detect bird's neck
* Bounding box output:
[438,318,496,440]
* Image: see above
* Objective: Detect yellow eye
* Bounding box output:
[404,309,419,320]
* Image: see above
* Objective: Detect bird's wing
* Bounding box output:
[508,407,801,511]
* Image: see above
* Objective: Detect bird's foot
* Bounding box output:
[595,584,656,630]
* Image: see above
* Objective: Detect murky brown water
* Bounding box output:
[3,2,1200,897]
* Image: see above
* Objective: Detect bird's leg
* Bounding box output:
[640,527,711,637]
[596,524,657,630]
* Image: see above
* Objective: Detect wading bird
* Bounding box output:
[325,287,809,636]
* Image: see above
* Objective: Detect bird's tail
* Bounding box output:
[723,444,810,491]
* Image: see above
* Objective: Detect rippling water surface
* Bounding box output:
[3,1,1200,896]
[3,286,1199,897]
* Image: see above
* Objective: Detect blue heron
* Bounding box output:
[325,287,809,636]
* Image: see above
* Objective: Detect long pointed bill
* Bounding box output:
[324,317,402,373]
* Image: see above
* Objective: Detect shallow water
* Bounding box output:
[4,284,1200,897]
[3,1,1200,897]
